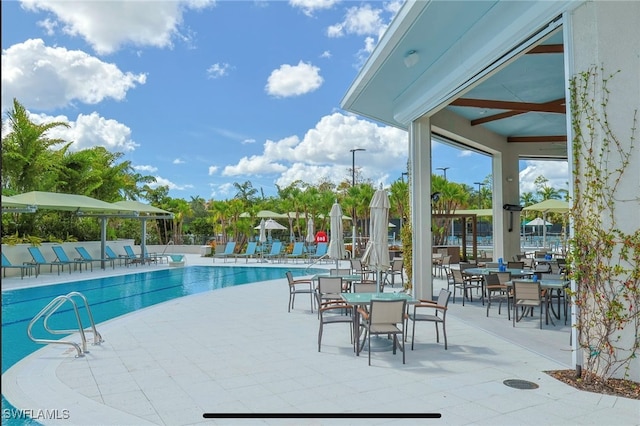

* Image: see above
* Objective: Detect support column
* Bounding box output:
[410,116,433,300]
[495,146,521,261]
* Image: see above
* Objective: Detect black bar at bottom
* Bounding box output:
[203,413,442,419]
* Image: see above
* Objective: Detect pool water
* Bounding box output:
[1,266,320,423]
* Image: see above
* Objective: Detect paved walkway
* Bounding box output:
[2,255,637,425]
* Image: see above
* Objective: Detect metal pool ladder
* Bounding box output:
[28,291,104,358]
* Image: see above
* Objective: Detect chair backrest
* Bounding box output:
[485,262,499,268]
[452,268,465,284]
[269,241,282,255]
[535,263,551,273]
[124,245,137,257]
[2,252,13,266]
[369,299,406,325]
[458,262,474,271]
[244,242,257,254]
[52,246,71,262]
[485,273,501,286]
[350,258,363,271]
[514,281,541,302]
[534,251,548,258]
[285,270,294,285]
[441,255,451,267]
[224,241,236,254]
[522,258,534,268]
[496,271,511,284]
[105,246,118,259]
[507,261,524,269]
[391,258,403,271]
[436,288,452,308]
[314,242,328,256]
[28,247,47,263]
[318,276,343,295]
[354,280,378,293]
[330,268,351,276]
[290,242,304,255]
[75,246,92,260]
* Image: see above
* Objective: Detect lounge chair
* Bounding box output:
[123,245,147,265]
[27,247,64,275]
[52,245,92,272]
[234,241,257,263]
[105,246,128,267]
[308,242,328,263]
[2,252,38,279]
[285,242,306,263]
[263,241,283,263]
[75,246,116,269]
[213,241,236,263]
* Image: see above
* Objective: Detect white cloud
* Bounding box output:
[149,176,191,191]
[327,4,385,38]
[320,50,332,59]
[29,111,139,152]
[134,165,158,173]
[289,0,340,17]
[242,139,256,145]
[208,166,218,176]
[173,158,185,164]
[1,39,146,111]
[21,0,215,55]
[265,61,323,98]
[519,160,569,194]
[221,112,408,188]
[207,63,231,79]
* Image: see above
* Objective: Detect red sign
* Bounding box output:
[315,231,328,243]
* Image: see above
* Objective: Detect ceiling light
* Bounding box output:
[404,50,419,68]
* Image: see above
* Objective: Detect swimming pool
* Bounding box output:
[1,266,321,423]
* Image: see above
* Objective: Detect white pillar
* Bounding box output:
[410,116,433,300]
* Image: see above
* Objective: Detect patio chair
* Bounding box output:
[234,241,258,263]
[507,261,525,269]
[406,288,451,350]
[353,280,378,293]
[285,271,315,313]
[105,246,128,267]
[350,258,371,280]
[26,246,64,275]
[75,246,115,269]
[52,246,92,272]
[263,241,283,262]
[2,252,37,279]
[308,242,328,263]
[435,255,451,278]
[123,245,147,265]
[213,241,236,263]
[485,273,510,318]
[384,258,404,287]
[458,264,484,305]
[318,299,354,352]
[358,298,407,365]
[316,276,345,318]
[285,242,306,263]
[513,280,543,329]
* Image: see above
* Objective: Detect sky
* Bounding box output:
[1,0,569,201]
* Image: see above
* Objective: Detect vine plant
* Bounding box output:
[567,65,639,382]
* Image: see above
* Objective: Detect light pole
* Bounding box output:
[350,148,365,258]
[436,167,450,180]
[474,182,485,208]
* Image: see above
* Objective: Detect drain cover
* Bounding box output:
[503,379,539,390]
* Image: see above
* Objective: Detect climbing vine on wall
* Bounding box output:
[567,66,639,382]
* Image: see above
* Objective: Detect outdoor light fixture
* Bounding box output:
[431,192,441,202]
[404,50,419,68]
[503,204,523,233]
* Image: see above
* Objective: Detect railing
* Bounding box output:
[27,291,103,358]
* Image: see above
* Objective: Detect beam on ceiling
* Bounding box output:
[450,98,566,113]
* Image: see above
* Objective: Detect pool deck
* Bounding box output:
[2,255,638,425]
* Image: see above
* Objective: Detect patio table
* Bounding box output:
[506,278,570,325]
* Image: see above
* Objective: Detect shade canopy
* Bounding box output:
[111,200,173,217]
[523,199,570,214]
[10,191,137,214]
[254,219,287,230]
[1,195,37,213]
[453,208,494,217]
[526,217,553,226]
[241,210,288,219]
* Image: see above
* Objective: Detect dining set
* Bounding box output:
[286,265,451,366]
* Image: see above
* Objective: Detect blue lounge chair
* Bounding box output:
[105,246,127,267]
[75,246,116,269]
[2,252,37,279]
[52,245,92,272]
[123,245,146,265]
[213,241,236,263]
[308,242,328,263]
[285,242,306,263]
[234,241,258,263]
[264,241,283,263]
[27,246,65,275]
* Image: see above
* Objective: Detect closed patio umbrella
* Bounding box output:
[306,217,315,250]
[327,201,345,269]
[259,219,267,262]
[363,187,391,293]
